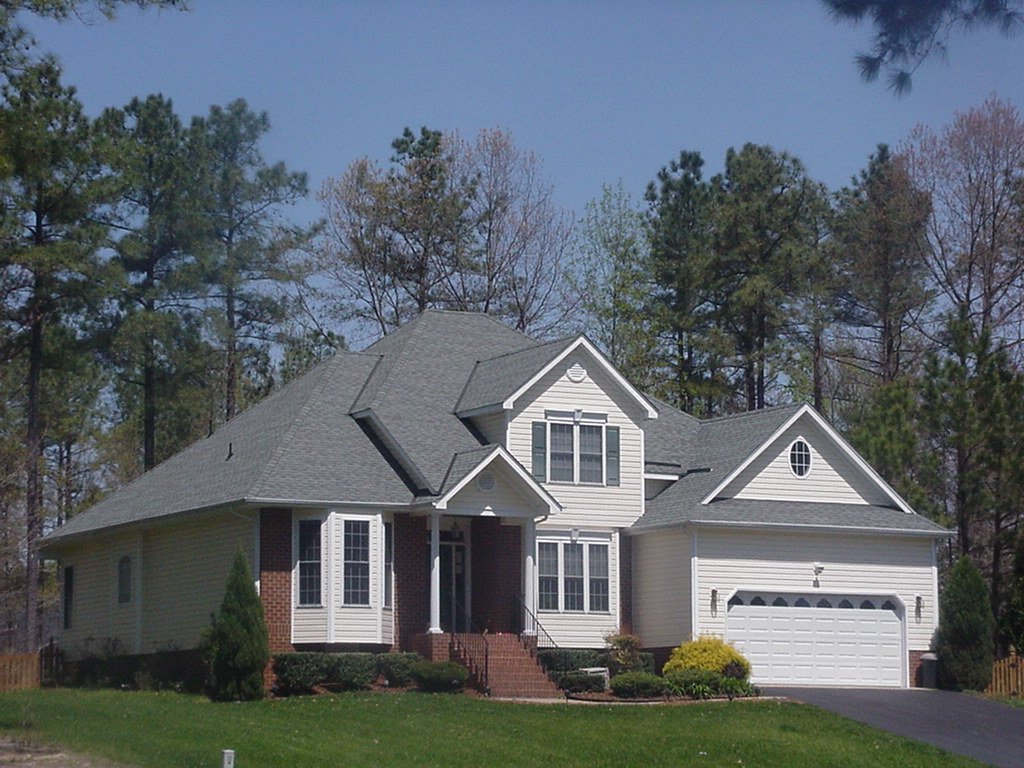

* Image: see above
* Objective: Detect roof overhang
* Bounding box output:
[698,404,916,514]
[626,518,953,538]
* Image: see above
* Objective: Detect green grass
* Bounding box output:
[0,689,985,768]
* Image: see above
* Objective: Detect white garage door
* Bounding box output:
[725,592,903,687]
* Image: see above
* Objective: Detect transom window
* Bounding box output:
[789,439,812,477]
[537,540,609,613]
[343,520,371,606]
[297,519,322,606]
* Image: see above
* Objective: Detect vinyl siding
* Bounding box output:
[292,509,389,645]
[534,529,620,648]
[694,528,937,650]
[60,540,111,657]
[728,418,888,505]
[141,511,257,653]
[631,528,691,648]
[445,464,544,517]
[508,350,645,529]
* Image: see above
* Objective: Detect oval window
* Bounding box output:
[789,439,812,477]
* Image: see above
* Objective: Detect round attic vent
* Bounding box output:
[477,471,496,492]
[566,363,587,383]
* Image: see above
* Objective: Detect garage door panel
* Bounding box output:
[726,596,903,687]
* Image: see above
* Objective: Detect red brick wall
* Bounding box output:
[394,513,428,650]
[259,508,294,654]
[470,518,522,633]
[909,649,927,687]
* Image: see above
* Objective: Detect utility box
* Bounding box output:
[919,653,938,688]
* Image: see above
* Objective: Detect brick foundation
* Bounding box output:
[410,632,452,662]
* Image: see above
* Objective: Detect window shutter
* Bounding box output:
[532,421,547,482]
[606,426,620,486]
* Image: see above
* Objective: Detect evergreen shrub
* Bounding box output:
[557,670,607,694]
[410,660,470,693]
[1001,534,1024,654]
[202,550,269,701]
[273,653,327,696]
[609,671,665,698]
[935,556,995,691]
[662,635,751,680]
[376,652,422,687]
[536,648,603,673]
[322,653,377,690]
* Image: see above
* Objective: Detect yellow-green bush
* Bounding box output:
[662,636,751,679]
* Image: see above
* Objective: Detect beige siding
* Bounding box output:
[729,418,888,505]
[694,528,937,650]
[631,528,691,649]
[141,511,257,653]
[445,464,544,517]
[107,534,141,652]
[534,530,620,648]
[60,540,111,658]
[472,412,507,446]
[508,349,646,529]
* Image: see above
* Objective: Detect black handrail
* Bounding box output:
[513,593,559,652]
[448,597,489,695]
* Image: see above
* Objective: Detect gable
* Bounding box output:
[719,414,893,507]
[442,459,550,517]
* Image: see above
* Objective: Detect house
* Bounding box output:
[42,310,948,693]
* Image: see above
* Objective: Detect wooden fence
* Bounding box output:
[987,653,1023,697]
[0,652,40,692]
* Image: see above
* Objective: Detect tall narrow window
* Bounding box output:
[63,566,74,630]
[383,522,393,609]
[117,556,132,604]
[298,519,322,606]
[343,520,370,605]
[538,542,559,611]
[563,543,584,611]
[578,425,603,484]
[549,424,574,482]
[588,544,609,612]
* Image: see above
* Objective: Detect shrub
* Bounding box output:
[662,636,751,680]
[609,671,665,699]
[604,634,647,675]
[202,550,270,701]
[557,670,607,694]
[935,556,995,691]
[410,660,469,693]
[273,653,328,696]
[663,668,721,699]
[377,652,421,687]
[536,648,603,673]
[718,676,756,699]
[322,653,377,690]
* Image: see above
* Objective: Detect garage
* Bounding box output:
[725,591,905,687]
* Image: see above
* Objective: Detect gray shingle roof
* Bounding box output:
[455,337,576,415]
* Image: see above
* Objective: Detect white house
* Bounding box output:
[42,310,948,695]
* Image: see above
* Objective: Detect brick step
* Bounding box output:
[450,633,561,699]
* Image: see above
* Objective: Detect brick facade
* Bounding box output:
[469,518,522,634]
[394,513,428,650]
[908,649,927,687]
[259,508,294,654]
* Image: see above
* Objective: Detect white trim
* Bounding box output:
[501,336,659,419]
[432,445,560,516]
[292,512,327,610]
[699,404,915,514]
[625,519,950,538]
[690,529,699,638]
[787,436,812,478]
[644,473,680,482]
[536,535,612,615]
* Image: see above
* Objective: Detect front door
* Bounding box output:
[440,542,468,632]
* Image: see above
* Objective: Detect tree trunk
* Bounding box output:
[225,286,237,422]
[24,294,43,652]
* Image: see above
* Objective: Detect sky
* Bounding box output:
[21,1,1024,233]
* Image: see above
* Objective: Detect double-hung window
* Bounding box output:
[536,540,610,613]
[531,415,619,486]
[383,522,393,609]
[343,520,371,606]
[297,519,322,607]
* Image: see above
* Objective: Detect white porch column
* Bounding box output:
[522,517,537,635]
[428,512,442,634]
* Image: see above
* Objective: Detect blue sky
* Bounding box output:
[22,1,1024,227]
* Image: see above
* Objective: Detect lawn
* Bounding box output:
[0,689,985,768]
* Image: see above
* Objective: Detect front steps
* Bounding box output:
[451,633,561,699]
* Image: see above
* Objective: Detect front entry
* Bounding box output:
[440,541,469,632]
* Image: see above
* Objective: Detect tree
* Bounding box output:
[1002,533,1024,653]
[574,182,657,390]
[935,555,995,691]
[823,0,1024,93]
[904,97,1024,352]
[832,145,933,384]
[202,549,269,701]
[98,94,208,473]
[0,61,105,649]
[712,144,828,411]
[192,99,309,421]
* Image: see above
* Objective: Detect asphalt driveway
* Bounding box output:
[766,686,1024,768]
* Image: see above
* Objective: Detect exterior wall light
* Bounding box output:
[915,594,923,619]
[570,527,580,543]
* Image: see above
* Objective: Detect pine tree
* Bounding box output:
[203,549,269,701]
[935,556,995,691]
[1002,534,1024,654]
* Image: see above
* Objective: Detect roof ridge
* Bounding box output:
[698,403,803,425]
[475,335,571,365]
